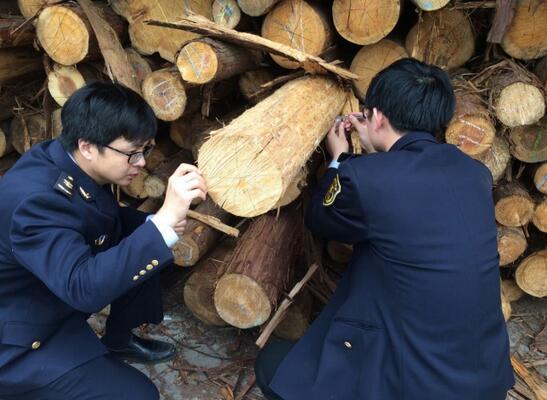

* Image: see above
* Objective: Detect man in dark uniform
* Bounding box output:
[0,83,207,399]
[255,59,514,400]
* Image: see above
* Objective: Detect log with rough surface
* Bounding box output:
[494,182,536,227]
[532,196,547,233]
[177,38,261,84]
[497,226,527,266]
[515,249,547,298]
[501,0,547,60]
[48,64,86,107]
[0,48,42,84]
[332,0,400,45]
[273,290,312,341]
[445,78,496,157]
[11,113,48,154]
[508,116,547,162]
[198,75,347,217]
[474,136,510,184]
[110,0,212,63]
[238,68,276,105]
[214,208,301,328]
[350,39,408,101]
[142,69,188,122]
[0,15,35,48]
[174,198,234,267]
[262,0,334,69]
[406,8,475,70]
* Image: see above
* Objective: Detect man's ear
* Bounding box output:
[77,139,96,161]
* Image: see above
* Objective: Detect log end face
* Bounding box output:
[445,116,496,157]
[142,71,187,121]
[213,0,241,29]
[214,274,272,328]
[173,238,200,267]
[497,83,545,127]
[495,196,536,227]
[177,41,218,85]
[515,250,547,298]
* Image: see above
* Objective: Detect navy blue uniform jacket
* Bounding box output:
[270,132,514,399]
[0,140,173,395]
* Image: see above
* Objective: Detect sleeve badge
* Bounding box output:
[323,174,341,206]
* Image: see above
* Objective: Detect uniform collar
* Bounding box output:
[388,131,438,152]
[47,139,106,203]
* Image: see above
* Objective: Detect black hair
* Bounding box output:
[58,82,157,152]
[364,58,455,135]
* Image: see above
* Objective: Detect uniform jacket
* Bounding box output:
[270,131,514,400]
[0,140,173,395]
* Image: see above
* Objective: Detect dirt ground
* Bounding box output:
[89,265,546,400]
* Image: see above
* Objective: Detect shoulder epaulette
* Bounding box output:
[53,172,74,198]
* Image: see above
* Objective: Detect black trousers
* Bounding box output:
[1,355,158,400]
[254,339,295,400]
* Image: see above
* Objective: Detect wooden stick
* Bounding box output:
[145,15,358,81]
[511,354,547,400]
[255,263,319,348]
[187,209,239,238]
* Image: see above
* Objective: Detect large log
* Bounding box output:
[536,56,547,86]
[110,0,212,63]
[174,197,235,267]
[176,38,261,84]
[262,0,334,69]
[47,64,86,107]
[445,78,496,157]
[10,112,48,154]
[0,15,35,48]
[0,48,42,84]
[494,182,536,227]
[475,136,511,184]
[35,3,127,66]
[497,226,527,266]
[405,8,475,70]
[508,116,547,162]
[214,208,301,328]
[488,60,545,128]
[501,0,547,61]
[515,249,547,298]
[350,39,408,101]
[198,75,347,217]
[532,196,547,233]
[183,244,233,326]
[332,0,400,45]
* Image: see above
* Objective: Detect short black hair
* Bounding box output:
[364,58,455,135]
[58,82,157,152]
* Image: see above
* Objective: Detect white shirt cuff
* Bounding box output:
[147,214,179,248]
[328,159,340,169]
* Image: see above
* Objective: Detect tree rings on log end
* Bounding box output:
[501,279,525,303]
[214,273,272,328]
[509,117,547,163]
[36,6,89,66]
[142,70,187,121]
[474,136,510,184]
[199,135,283,217]
[532,198,547,233]
[446,115,496,158]
[515,249,547,298]
[48,65,86,107]
[495,195,535,227]
[212,0,241,29]
[496,83,545,128]
[497,226,527,266]
[173,237,200,267]
[177,41,218,84]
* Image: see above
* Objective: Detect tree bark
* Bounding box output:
[0,14,35,48]
[214,207,301,328]
[262,0,334,69]
[273,290,312,341]
[509,116,547,162]
[174,197,235,267]
[10,112,48,154]
[494,182,536,227]
[183,244,234,326]
[445,78,496,157]
[238,68,276,105]
[0,48,42,84]
[350,39,408,101]
[406,8,475,70]
[497,225,527,266]
[198,75,347,217]
[35,3,127,66]
[177,38,261,84]
[212,0,241,29]
[332,0,400,45]
[501,0,547,61]
[515,249,547,297]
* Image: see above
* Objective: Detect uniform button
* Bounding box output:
[139,270,146,276]
[132,275,140,281]
[31,340,41,350]
[151,260,159,266]
[146,264,153,271]
[344,341,352,349]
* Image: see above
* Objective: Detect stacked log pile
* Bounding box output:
[1,2,546,390]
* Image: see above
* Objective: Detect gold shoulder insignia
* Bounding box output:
[323,174,341,206]
[53,173,74,198]
[79,186,92,201]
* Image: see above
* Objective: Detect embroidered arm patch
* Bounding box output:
[323,174,341,206]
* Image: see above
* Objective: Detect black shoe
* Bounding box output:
[105,334,176,364]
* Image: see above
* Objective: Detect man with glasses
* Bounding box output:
[254,58,514,399]
[0,82,206,399]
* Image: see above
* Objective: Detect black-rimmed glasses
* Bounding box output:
[104,144,154,165]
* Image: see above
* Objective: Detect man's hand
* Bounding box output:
[326,120,350,161]
[154,164,207,229]
[347,113,376,154]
